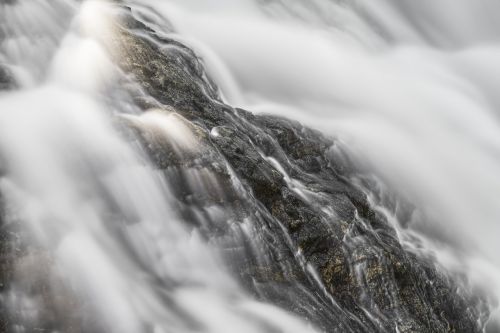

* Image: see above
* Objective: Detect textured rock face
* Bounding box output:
[0,3,491,333]
[98,6,488,333]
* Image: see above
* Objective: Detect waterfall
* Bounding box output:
[0,0,498,332]
[0,1,319,332]
[133,0,500,326]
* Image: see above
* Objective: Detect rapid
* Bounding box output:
[1,0,499,332]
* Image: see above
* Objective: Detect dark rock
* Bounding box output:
[0,4,490,332]
[91,7,490,333]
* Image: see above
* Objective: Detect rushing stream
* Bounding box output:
[0,0,499,332]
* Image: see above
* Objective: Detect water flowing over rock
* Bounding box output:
[0,1,495,332]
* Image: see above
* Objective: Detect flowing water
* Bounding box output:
[1,0,500,332]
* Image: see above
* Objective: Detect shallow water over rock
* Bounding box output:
[0,1,497,332]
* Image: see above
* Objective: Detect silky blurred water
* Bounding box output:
[0,1,320,332]
[127,0,500,327]
[1,0,500,331]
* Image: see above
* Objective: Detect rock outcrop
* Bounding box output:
[0,3,491,332]
[97,5,488,332]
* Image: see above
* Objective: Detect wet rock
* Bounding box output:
[0,4,489,332]
[93,7,490,333]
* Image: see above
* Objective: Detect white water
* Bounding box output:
[0,1,320,332]
[126,0,500,328]
[1,0,500,331]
